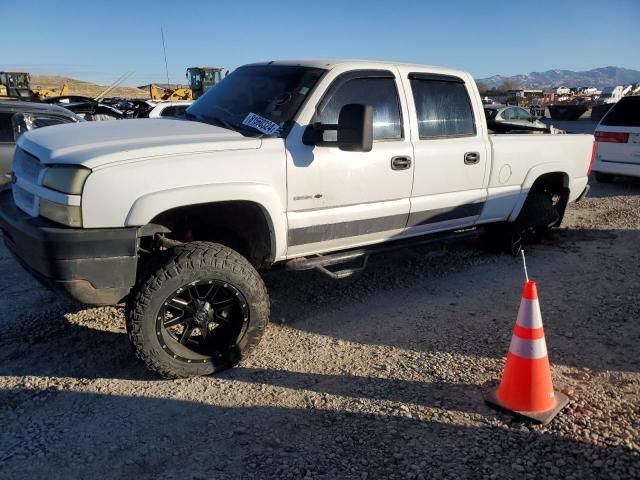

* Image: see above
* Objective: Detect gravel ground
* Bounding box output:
[1,177,639,479]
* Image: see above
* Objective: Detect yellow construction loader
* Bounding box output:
[0,71,68,100]
[148,67,223,101]
[32,83,68,100]
[149,83,193,101]
[0,72,34,98]
[186,67,223,99]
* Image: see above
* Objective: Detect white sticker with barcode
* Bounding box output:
[242,113,280,135]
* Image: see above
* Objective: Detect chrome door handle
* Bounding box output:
[391,156,412,170]
[464,152,480,165]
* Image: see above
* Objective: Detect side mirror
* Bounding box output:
[302,103,373,152]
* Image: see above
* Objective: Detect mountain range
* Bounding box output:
[477,66,640,90]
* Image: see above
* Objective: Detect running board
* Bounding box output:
[285,228,478,279]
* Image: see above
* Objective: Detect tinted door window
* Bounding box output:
[601,96,640,127]
[0,113,14,142]
[516,108,531,120]
[410,78,475,138]
[317,77,402,141]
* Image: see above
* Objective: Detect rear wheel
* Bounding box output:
[594,172,615,183]
[126,241,269,378]
[482,192,560,256]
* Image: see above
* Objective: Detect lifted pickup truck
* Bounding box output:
[0,60,593,377]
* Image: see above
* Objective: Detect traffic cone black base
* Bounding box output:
[485,389,569,425]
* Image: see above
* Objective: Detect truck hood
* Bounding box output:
[18,118,262,169]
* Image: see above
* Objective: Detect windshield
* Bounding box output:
[186,65,326,137]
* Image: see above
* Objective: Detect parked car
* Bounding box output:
[43,95,125,121]
[0,100,82,184]
[0,59,593,378]
[592,96,640,182]
[146,100,193,118]
[484,105,549,133]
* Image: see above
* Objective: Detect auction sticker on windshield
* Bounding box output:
[242,113,281,135]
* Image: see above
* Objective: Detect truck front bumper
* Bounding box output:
[0,190,138,305]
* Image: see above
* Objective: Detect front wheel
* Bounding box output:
[126,241,269,378]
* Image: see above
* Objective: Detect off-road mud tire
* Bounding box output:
[126,241,269,378]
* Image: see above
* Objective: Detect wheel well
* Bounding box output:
[529,172,570,220]
[147,201,274,268]
[530,172,569,193]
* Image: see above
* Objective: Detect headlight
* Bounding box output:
[39,198,82,227]
[42,166,91,195]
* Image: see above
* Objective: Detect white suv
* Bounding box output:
[592,96,640,182]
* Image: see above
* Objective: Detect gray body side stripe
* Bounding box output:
[407,202,484,227]
[288,214,407,247]
[288,202,485,246]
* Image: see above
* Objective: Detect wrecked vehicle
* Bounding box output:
[484,105,550,133]
[43,95,125,121]
[0,99,82,184]
[0,60,594,378]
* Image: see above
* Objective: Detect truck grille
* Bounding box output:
[13,148,44,183]
[11,148,43,217]
[12,184,36,213]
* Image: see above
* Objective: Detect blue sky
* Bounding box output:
[1,0,639,86]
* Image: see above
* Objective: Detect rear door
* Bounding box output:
[397,69,490,235]
[596,96,640,166]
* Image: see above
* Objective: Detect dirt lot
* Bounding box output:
[31,75,149,99]
[0,179,639,480]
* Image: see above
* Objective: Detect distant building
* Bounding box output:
[508,89,543,97]
[556,86,571,95]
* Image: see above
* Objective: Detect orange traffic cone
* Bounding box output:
[486,280,569,424]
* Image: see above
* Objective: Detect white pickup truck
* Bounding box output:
[0,60,594,377]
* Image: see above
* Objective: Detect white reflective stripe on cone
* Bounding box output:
[516,299,543,329]
[509,336,548,359]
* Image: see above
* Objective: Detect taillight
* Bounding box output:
[588,141,596,175]
[594,131,629,143]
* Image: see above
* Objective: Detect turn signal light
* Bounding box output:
[594,131,629,143]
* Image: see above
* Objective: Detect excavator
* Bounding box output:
[0,71,68,99]
[148,67,224,101]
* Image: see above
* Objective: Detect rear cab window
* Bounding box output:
[408,73,476,138]
[601,96,640,127]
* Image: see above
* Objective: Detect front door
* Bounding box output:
[398,68,490,235]
[285,68,414,257]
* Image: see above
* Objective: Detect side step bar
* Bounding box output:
[285,228,478,279]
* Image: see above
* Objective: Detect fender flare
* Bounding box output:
[508,163,569,222]
[125,182,287,262]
